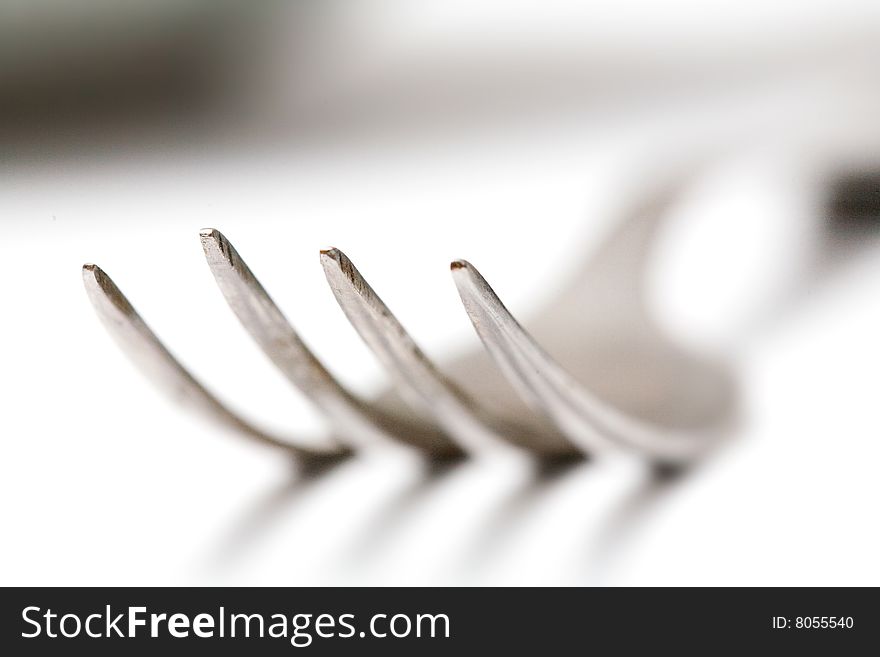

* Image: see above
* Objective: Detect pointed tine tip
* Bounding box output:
[199,228,227,254]
[319,247,343,262]
[81,262,137,316]
[200,228,239,270]
[320,248,352,280]
[450,259,482,277]
[450,258,487,289]
[199,227,222,243]
[82,262,108,288]
[82,262,101,290]
[451,259,511,324]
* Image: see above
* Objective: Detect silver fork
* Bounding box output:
[82,172,738,466]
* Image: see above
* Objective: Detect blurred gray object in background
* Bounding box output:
[3,0,880,163]
[0,0,278,151]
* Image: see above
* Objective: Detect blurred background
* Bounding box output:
[2,0,879,585]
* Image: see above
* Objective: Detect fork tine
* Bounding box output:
[82,264,344,458]
[451,260,712,464]
[320,248,578,457]
[200,229,460,457]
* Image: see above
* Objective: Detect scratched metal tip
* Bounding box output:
[81,262,102,283]
[319,247,342,261]
[81,263,126,310]
[199,227,226,254]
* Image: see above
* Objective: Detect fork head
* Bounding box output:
[83,173,740,466]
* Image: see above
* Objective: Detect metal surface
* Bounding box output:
[320,248,576,458]
[82,174,743,465]
[82,263,345,459]
[451,259,716,463]
[200,229,461,457]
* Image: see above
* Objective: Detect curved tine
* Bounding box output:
[451,260,715,464]
[320,248,578,458]
[199,229,461,457]
[82,264,345,459]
